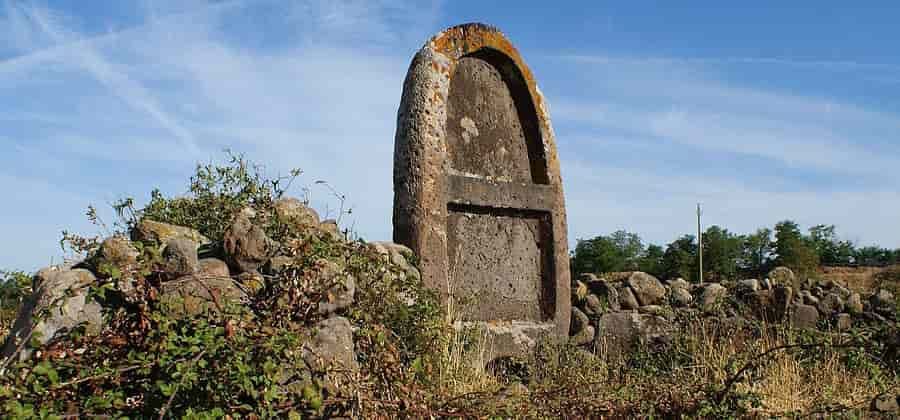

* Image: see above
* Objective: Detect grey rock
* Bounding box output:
[835,313,852,331]
[98,236,140,268]
[571,325,595,346]
[596,312,673,356]
[318,219,343,241]
[132,219,210,245]
[811,286,825,298]
[817,293,845,315]
[626,272,666,306]
[223,213,272,273]
[737,279,760,294]
[159,275,248,318]
[871,393,899,414]
[163,238,200,276]
[699,283,728,313]
[617,285,639,310]
[638,305,670,318]
[2,268,102,359]
[847,293,864,315]
[303,316,359,374]
[197,258,230,278]
[667,278,690,290]
[791,304,819,329]
[264,256,294,275]
[870,289,896,314]
[570,307,590,334]
[274,197,320,229]
[774,286,794,319]
[670,287,693,307]
[584,294,605,316]
[799,290,819,306]
[315,259,356,316]
[768,266,796,289]
[584,278,620,311]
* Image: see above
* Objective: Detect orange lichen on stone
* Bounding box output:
[429,23,547,128]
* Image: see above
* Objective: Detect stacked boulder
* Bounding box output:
[0,197,420,384]
[570,267,898,353]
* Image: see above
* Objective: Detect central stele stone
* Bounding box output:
[393,23,570,359]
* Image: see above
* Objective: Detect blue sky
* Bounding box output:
[2,0,899,271]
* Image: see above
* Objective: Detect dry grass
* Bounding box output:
[820,265,894,293]
[429,316,897,417]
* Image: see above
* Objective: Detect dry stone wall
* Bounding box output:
[570,268,898,355]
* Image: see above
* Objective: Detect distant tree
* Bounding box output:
[571,230,644,275]
[638,244,665,278]
[742,228,773,277]
[662,235,698,282]
[808,224,855,265]
[701,226,743,282]
[855,246,897,266]
[773,220,820,279]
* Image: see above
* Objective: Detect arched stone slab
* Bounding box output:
[393,23,570,360]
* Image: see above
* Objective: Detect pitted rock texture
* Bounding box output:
[569,268,897,351]
[392,23,570,360]
[223,213,273,273]
[133,219,210,245]
[2,268,102,359]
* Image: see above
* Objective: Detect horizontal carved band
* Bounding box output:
[447,174,557,212]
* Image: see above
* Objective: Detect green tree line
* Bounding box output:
[571,221,900,282]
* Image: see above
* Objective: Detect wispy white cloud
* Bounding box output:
[11,2,201,156]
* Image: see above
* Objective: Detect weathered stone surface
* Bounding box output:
[160,275,247,317]
[835,313,852,331]
[584,277,620,311]
[847,293,864,315]
[584,294,605,316]
[817,292,845,315]
[774,286,794,319]
[318,219,343,241]
[236,271,265,294]
[870,289,896,314]
[303,317,358,374]
[768,266,796,289]
[571,325,595,346]
[263,255,294,275]
[667,278,690,290]
[626,272,665,306]
[617,285,639,310]
[392,23,570,359]
[871,393,899,414]
[198,258,230,278]
[133,219,210,245]
[314,259,356,316]
[791,304,819,329]
[2,268,102,359]
[274,198,320,229]
[570,307,590,334]
[595,312,672,356]
[223,214,272,273]
[669,287,693,307]
[699,283,727,313]
[99,236,140,268]
[163,238,200,276]
[736,279,760,294]
[799,290,819,306]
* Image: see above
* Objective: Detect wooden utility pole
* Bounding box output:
[697,203,703,284]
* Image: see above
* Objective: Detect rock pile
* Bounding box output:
[1,197,421,383]
[570,267,897,354]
